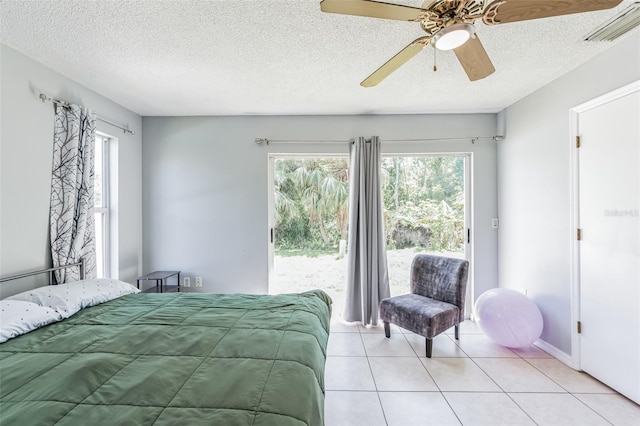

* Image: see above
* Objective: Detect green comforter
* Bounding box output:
[0,290,331,426]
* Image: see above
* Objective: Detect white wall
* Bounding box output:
[142,114,499,299]
[0,45,143,295]
[498,32,640,354]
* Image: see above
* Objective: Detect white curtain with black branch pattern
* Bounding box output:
[49,103,97,283]
[343,136,391,325]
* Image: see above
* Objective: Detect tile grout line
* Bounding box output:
[446,332,525,426]
[359,327,391,426]
[518,358,616,425]
[448,332,544,426]
[466,352,542,425]
[421,333,466,425]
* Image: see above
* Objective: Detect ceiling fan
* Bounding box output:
[320,0,623,86]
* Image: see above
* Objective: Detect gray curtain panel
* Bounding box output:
[49,104,97,283]
[343,136,390,325]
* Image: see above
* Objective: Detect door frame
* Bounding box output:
[569,80,640,369]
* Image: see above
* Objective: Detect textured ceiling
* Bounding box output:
[0,0,637,116]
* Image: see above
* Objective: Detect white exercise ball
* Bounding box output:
[474,288,543,348]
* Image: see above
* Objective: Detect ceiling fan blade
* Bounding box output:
[483,0,623,25]
[360,37,431,87]
[361,37,430,87]
[453,35,495,81]
[320,0,424,21]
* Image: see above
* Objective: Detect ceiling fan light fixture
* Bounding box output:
[434,23,475,50]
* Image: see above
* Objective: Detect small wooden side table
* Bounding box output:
[137,271,181,293]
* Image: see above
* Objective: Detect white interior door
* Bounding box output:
[578,87,639,404]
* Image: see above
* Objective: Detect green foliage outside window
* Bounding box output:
[274,156,465,254]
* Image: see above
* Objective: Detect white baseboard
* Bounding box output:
[534,339,579,370]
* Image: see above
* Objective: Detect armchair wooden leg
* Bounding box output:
[455,324,460,340]
[384,321,390,338]
[426,338,433,358]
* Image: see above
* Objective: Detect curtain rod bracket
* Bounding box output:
[40,93,70,108]
[255,138,269,145]
[39,92,134,135]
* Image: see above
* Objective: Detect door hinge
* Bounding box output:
[576,135,581,148]
[577,321,582,334]
[577,228,582,241]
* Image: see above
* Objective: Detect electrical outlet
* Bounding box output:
[183,277,190,287]
[491,218,499,229]
[195,277,203,288]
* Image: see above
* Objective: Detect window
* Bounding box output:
[94,134,110,278]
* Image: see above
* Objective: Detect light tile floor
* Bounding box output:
[325,319,640,426]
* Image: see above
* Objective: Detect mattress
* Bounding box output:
[0,290,332,425]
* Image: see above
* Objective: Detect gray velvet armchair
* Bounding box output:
[379,254,469,358]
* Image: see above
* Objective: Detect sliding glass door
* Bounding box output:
[268,156,350,315]
[380,155,470,301]
[268,153,472,319]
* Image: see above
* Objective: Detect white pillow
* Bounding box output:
[6,278,140,318]
[0,300,63,343]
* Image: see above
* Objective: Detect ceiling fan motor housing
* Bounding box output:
[419,0,485,35]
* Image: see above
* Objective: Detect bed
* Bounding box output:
[0,263,331,426]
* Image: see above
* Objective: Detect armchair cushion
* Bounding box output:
[379,294,460,339]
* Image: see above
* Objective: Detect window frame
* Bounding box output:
[94,133,110,278]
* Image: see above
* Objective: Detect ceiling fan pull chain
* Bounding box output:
[433,47,437,72]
